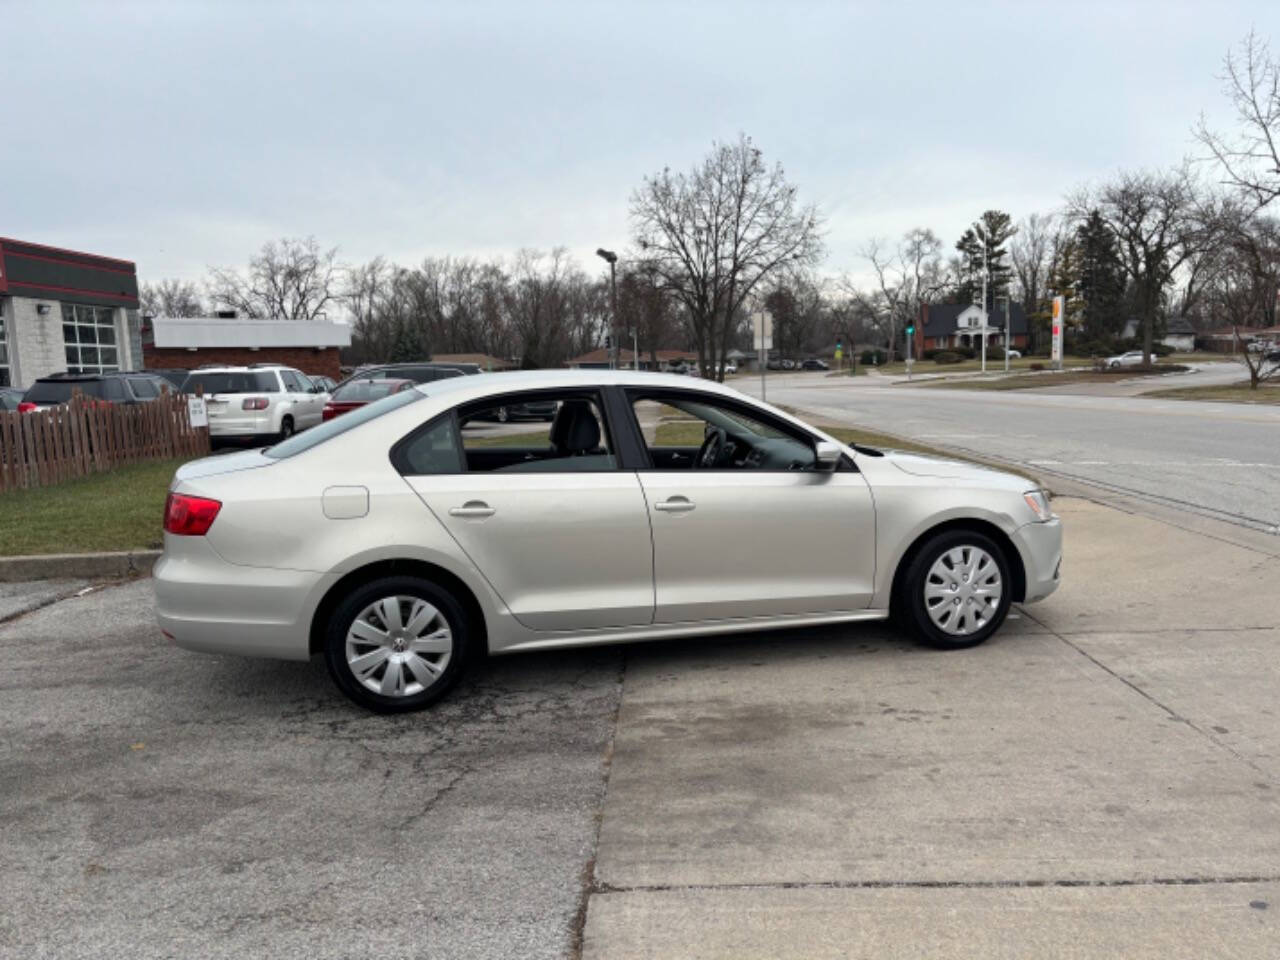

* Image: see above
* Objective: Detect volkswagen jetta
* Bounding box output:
[155,370,1062,712]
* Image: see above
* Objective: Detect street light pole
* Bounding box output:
[596,248,619,370]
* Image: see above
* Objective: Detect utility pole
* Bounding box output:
[980,238,989,375]
[1001,294,1012,373]
[596,248,619,370]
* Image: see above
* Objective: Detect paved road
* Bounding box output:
[741,367,1280,534]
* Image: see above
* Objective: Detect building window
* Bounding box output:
[0,308,10,387]
[62,305,120,374]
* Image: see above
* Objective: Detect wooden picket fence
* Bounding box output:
[0,391,209,493]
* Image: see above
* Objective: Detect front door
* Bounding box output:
[627,391,876,623]
[400,390,655,632]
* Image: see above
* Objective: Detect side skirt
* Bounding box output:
[492,609,891,655]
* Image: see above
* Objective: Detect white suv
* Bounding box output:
[181,365,328,445]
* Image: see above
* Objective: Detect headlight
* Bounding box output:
[1023,489,1054,522]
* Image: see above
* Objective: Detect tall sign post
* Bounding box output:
[1051,296,1065,370]
[752,310,773,400]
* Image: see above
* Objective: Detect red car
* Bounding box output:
[321,378,416,421]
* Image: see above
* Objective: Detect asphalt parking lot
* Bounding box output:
[2,496,1278,959]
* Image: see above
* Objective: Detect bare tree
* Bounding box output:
[850,228,946,361]
[631,134,823,381]
[139,278,205,318]
[1202,211,1280,387]
[207,236,342,320]
[1196,31,1280,214]
[1071,168,1204,364]
[1010,213,1057,350]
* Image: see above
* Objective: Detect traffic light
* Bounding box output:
[604,335,612,350]
[905,325,915,336]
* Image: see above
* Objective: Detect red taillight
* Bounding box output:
[242,397,269,410]
[322,403,337,421]
[18,401,37,413]
[164,493,222,536]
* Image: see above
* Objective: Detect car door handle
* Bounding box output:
[449,501,496,519]
[654,496,695,513]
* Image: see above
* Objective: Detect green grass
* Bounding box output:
[0,458,190,557]
[1144,381,1280,404]
[913,366,1188,391]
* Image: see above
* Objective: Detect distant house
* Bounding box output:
[1162,316,1195,352]
[1119,316,1197,352]
[145,316,351,380]
[915,302,1028,355]
[565,348,697,371]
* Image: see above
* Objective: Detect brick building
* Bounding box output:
[0,236,141,388]
[144,316,352,380]
[914,302,1029,356]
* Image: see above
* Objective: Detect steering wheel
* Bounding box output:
[695,427,727,469]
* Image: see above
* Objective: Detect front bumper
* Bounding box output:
[1011,517,1062,604]
[154,536,326,661]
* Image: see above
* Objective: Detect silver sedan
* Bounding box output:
[155,370,1062,712]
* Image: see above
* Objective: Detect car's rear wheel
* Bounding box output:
[324,576,470,712]
[1110,361,1120,369]
[900,530,1011,649]
[279,415,295,440]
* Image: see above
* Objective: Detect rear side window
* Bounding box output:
[280,370,303,392]
[26,380,106,403]
[184,371,278,394]
[264,388,423,459]
[129,377,159,399]
[396,416,464,475]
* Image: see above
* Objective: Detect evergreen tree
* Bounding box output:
[954,210,1016,312]
[1074,210,1126,340]
[1048,236,1086,334]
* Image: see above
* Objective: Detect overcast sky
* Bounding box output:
[0,0,1271,287]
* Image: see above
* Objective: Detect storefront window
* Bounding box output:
[62,304,121,374]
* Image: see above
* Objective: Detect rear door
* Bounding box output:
[398,389,655,632]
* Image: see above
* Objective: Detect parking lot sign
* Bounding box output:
[1051,296,1064,369]
[187,395,208,428]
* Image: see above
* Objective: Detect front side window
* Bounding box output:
[458,392,615,473]
[61,304,120,374]
[630,393,817,471]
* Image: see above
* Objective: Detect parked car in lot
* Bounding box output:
[0,386,24,411]
[310,375,338,393]
[1005,349,1022,359]
[18,371,174,412]
[1106,350,1148,369]
[181,365,327,444]
[801,358,829,371]
[483,398,559,422]
[156,370,1063,713]
[148,369,195,391]
[337,363,474,390]
[322,378,415,421]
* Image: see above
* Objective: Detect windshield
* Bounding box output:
[332,379,406,402]
[184,371,278,394]
[264,388,423,459]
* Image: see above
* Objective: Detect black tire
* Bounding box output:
[279,416,295,441]
[898,529,1012,650]
[496,406,509,423]
[323,576,472,713]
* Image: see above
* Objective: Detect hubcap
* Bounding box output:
[345,595,453,697]
[923,546,1002,636]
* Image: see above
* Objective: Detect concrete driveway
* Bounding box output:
[1,497,1277,958]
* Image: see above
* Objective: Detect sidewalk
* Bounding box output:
[581,497,1279,958]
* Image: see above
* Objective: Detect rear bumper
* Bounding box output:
[208,411,274,437]
[154,536,326,661]
[1011,517,1062,604]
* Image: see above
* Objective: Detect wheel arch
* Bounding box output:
[889,518,1027,614]
[308,558,489,656]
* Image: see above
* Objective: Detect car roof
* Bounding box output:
[411,368,742,402]
[187,365,288,373]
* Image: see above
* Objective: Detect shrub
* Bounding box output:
[933,351,963,365]
[1030,362,1045,371]
[986,345,1006,361]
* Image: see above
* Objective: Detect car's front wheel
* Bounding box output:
[324,576,470,712]
[900,530,1012,649]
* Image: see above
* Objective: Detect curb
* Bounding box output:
[0,550,161,583]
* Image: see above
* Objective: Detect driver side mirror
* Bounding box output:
[813,440,841,472]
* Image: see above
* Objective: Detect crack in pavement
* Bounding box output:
[590,874,1280,896]
[1021,608,1275,781]
[569,651,627,960]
